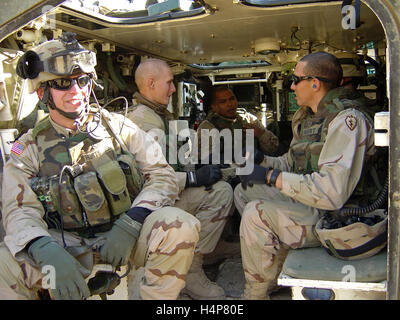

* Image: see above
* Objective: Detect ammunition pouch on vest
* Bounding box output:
[31,114,144,234]
[31,174,83,230]
[117,152,143,200]
[32,155,143,232]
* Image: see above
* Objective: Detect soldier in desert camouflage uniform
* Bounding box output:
[236,52,377,299]
[0,34,200,300]
[127,59,234,300]
[197,85,279,167]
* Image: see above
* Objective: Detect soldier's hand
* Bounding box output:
[239,164,270,190]
[242,146,265,165]
[100,213,142,268]
[186,165,222,188]
[28,236,90,300]
[242,122,266,138]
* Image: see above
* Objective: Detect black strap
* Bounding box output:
[269,169,281,187]
[126,207,152,224]
[325,224,387,258]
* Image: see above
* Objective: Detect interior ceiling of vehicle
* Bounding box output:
[46,0,385,69]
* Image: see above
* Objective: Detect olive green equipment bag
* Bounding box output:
[95,159,132,216]
[101,110,144,201]
[31,174,84,229]
[73,171,112,227]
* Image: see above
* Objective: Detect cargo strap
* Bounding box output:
[324,224,387,259]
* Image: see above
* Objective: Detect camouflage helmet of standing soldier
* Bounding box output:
[334,51,366,78]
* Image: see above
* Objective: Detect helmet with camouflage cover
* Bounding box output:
[334,52,366,78]
[16,32,97,93]
[314,209,387,260]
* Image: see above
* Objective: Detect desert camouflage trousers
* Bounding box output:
[0,206,200,300]
[234,184,320,283]
[174,181,234,255]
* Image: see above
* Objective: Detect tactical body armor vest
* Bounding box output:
[30,109,143,234]
[288,87,377,206]
[205,108,260,159]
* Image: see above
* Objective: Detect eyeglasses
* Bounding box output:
[290,74,335,85]
[47,74,92,91]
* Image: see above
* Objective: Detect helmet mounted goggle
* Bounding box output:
[42,49,96,76]
[16,32,96,80]
[16,49,96,80]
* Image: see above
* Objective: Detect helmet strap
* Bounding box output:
[40,83,88,120]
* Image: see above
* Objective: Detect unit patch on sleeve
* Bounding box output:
[345,115,358,131]
[11,141,25,156]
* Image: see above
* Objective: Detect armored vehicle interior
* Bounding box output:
[0,0,399,299]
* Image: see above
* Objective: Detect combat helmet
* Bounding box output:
[16,32,97,93]
[334,51,366,78]
[314,209,387,260]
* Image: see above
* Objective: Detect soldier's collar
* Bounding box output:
[49,113,92,138]
[315,87,352,116]
[208,110,237,123]
[133,92,171,115]
[49,116,76,137]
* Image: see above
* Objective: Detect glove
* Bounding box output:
[242,146,265,165]
[186,165,222,188]
[28,236,90,300]
[99,213,142,268]
[239,164,270,190]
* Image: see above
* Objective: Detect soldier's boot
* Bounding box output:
[182,254,226,300]
[242,281,272,300]
[203,240,241,265]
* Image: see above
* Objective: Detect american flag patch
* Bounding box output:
[11,141,25,156]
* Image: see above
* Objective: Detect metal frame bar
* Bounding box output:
[363,0,400,300]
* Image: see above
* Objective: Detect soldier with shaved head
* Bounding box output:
[128,58,237,300]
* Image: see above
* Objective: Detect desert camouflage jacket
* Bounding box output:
[262,87,375,211]
[127,95,188,192]
[2,108,179,256]
[197,109,279,164]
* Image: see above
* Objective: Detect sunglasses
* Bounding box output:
[47,74,92,91]
[290,74,335,85]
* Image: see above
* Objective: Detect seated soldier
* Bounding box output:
[196,85,279,171]
[236,52,377,299]
[0,34,200,300]
[127,58,237,300]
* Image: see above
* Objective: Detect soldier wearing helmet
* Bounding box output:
[17,32,97,121]
[335,51,366,88]
[335,51,382,116]
[0,34,200,300]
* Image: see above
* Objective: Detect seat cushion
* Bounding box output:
[281,247,386,282]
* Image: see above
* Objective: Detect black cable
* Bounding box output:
[102,96,129,136]
[57,166,73,247]
[339,175,388,217]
